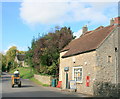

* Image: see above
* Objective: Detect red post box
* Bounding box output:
[86,76,90,87]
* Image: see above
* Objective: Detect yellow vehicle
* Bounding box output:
[11,74,21,88]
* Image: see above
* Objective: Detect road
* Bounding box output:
[1,73,87,98]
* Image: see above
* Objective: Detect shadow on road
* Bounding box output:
[2,72,12,75]
[1,72,7,75]
[21,85,33,88]
[2,75,11,82]
[2,79,10,82]
[11,85,34,88]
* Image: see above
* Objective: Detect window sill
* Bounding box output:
[76,81,83,84]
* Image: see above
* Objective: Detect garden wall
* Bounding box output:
[34,74,53,85]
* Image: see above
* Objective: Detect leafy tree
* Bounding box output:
[2,54,7,72]
[6,46,17,71]
[25,26,74,76]
[0,53,2,72]
[0,53,7,72]
[0,46,27,72]
[18,51,26,54]
[25,38,37,73]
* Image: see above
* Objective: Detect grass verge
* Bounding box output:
[9,67,34,79]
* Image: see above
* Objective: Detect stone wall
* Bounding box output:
[59,51,97,95]
[59,27,119,96]
[34,74,53,85]
[118,27,120,84]
[96,27,118,84]
[59,51,68,81]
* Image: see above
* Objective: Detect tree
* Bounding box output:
[2,54,7,72]
[0,53,2,72]
[18,51,26,54]
[25,38,36,73]
[6,46,17,71]
[25,26,74,76]
[0,53,7,72]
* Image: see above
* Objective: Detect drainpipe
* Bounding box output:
[115,47,119,96]
[115,47,118,84]
[66,72,68,89]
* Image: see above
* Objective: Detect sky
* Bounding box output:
[1,0,119,54]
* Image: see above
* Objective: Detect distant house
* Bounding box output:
[15,54,28,67]
[59,17,120,95]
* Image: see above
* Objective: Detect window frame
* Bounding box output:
[72,66,83,83]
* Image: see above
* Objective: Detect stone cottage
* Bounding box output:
[14,54,28,67]
[59,17,120,95]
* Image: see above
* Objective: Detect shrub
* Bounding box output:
[93,81,120,97]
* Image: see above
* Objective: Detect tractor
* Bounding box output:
[11,74,21,88]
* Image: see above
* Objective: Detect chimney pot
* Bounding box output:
[110,18,114,25]
[114,17,120,25]
[82,25,88,34]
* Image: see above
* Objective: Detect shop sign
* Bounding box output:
[70,80,76,89]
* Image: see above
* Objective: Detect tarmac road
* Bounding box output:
[1,72,88,98]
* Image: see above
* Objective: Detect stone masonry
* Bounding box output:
[59,22,119,96]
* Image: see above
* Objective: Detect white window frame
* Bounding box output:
[72,66,83,83]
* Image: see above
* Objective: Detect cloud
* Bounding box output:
[19,0,117,26]
[79,0,119,2]
[20,0,70,25]
[3,44,16,54]
[73,29,82,38]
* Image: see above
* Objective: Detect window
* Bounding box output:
[115,47,118,52]
[107,56,112,63]
[73,67,83,83]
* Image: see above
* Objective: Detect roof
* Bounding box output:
[17,54,25,61]
[61,25,118,58]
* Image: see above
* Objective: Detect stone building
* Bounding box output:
[59,17,120,95]
[15,54,28,67]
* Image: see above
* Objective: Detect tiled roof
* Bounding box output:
[62,24,117,58]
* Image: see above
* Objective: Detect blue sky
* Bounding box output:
[1,0,118,53]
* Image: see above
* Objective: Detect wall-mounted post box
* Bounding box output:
[86,76,90,87]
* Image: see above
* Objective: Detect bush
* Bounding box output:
[93,81,120,97]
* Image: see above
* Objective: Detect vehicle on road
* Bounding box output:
[11,74,21,88]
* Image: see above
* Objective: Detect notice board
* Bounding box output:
[69,80,76,89]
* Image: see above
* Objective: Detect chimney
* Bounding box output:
[82,25,88,34]
[110,18,114,25]
[114,17,120,25]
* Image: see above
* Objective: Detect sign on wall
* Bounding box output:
[64,67,69,72]
[69,80,77,89]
